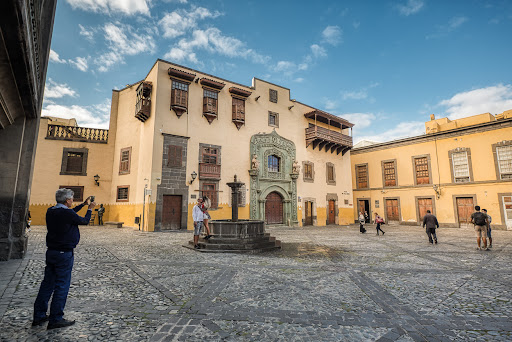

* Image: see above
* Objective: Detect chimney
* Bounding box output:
[430,114,435,121]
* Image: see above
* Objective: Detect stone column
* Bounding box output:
[0,116,40,260]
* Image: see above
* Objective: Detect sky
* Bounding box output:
[43,0,512,144]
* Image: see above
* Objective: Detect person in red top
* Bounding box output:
[373,213,386,236]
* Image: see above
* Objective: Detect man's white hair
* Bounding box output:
[56,188,74,204]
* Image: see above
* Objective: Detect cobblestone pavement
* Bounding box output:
[1,224,511,341]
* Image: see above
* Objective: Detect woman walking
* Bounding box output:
[359,212,367,233]
[374,212,385,235]
[202,196,212,240]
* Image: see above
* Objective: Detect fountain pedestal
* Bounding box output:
[186,175,281,253]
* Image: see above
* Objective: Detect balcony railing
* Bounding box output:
[46,124,108,144]
[199,163,221,179]
[305,125,352,154]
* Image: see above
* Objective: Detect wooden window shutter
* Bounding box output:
[167,145,182,168]
[66,152,83,173]
[119,147,131,174]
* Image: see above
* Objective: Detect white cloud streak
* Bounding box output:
[159,7,221,39]
[44,79,77,99]
[49,50,67,64]
[395,0,425,16]
[69,56,89,72]
[321,26,342,46]
[66,0,150,16]
[354,120,425,144]
[42,99,111,129]
[439,84,512,119]
[426,16,468,39]
[79,24,95,41]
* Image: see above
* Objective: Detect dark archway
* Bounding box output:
[265,192,283,224]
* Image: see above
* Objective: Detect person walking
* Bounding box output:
[373,213,385,235]
[359,212,367,233]
[192,198,205,249]
[471,205,489,251]
[33,189,95,329]
[422,210,439,244]
[202,196,212,240]
[482,208,492,248]
[97,204,105,226]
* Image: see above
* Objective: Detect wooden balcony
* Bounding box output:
[46,124,108,144]
[305,125,352,155]
[199,163,221,179]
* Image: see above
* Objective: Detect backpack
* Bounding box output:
[473,212,487,226]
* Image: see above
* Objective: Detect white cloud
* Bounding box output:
[342,90,368,100]
[426,16,468,39]
[159,7,221,39]
[355,120,425,144]
[49,50,67,64]
[338,113,376,130]
[310,44,327,58]
[322,26,342,46]
[79,24,95,41]
[44,79,77,99]
[42,98,111,129]
[438,84,512,119]
[95,22,156,72]
[164,28,269,65]
[294,77,304,83]
[395,0,425,16]
[447,16,468,29]
[66,0,150,16]
[69,56,89,72]
[323,99,338,111]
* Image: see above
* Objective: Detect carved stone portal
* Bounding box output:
[249,131,298,226]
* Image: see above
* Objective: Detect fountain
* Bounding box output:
[186,175,281,253]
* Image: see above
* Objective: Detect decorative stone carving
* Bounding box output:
[292,160,300,174]
[251,154,259,170]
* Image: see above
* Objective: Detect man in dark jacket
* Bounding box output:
[471,205,489,251]
[422,210,439,244]
[32,189,95,329]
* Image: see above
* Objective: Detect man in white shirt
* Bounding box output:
[192,198,205,249]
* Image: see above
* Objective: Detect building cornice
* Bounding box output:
[351,118,512,154]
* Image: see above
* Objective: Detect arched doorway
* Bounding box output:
[265,192,283,224]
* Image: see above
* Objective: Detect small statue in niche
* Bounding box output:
[251,154,260,170]
[292,160,300,174]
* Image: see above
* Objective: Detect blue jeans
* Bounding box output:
[33,249,74,323]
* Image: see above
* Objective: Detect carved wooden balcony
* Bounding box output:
[170,88,188,117]
[305,125,352,155]
[199,163,221,179]
[46,124,109,144]
[135,82,152,122]
[203,97,218,124]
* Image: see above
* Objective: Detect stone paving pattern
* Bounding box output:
[0,224,511,341]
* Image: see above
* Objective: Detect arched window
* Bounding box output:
[268,155,280,173]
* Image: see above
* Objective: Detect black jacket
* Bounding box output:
[422,213,439,229]
[46,203,91,251]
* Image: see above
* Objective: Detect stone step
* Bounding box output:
[182,244,281,254]
[189,239,279,250]
[199,236,272,244]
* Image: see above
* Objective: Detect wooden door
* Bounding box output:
[328,200,335,225]
[456,197,474,228]
[265,192,283,224]
[304,201,313,226]
[418,198,433,222]
[386,199,399,222]
[162,195,182,230]
[502,196,512,230]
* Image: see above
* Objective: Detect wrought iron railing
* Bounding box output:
[46,124,108,143]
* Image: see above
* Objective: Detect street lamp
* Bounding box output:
[94,174,100,186]
[189,171,197,184]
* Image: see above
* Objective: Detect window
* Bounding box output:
[203,89,218,117]
[167,145,182,168]
[304,163,313,179]
[202,183,217,209]
[232,97,245,126]
[326,163,336,185]
[60,147,88,176]
[202,147,218,164]
[117,186,129,202]
[171,80,188,108]
[383,161,396,187]
[269,89,278,103]
[414,156,430,184]
[59,186,84,202]
[497,146,512,180]
[119,147,131,174]
[268,111,279,127]
[356,164,368,189]
[452,151,470,182]
[268,155,280,173]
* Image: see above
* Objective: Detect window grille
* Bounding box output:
[268,155,280,173]
[117,187,129,202]
[383,161,396,186]
[452,151,470,182]
[414,157,430,184]
[356,165,368,188]
[497,146,512,179]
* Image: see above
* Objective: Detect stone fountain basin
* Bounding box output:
[210,220,265,239]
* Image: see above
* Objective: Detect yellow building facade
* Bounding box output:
[351,110,512,230]
[30,59,355,230]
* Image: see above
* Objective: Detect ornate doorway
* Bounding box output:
[265,192,283,224]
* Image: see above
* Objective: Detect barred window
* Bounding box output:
[268,155,280,173]
[356,165,368,189]
[117,186,129,202]
[383,161,396,186]
[497,146,512,179]
[172,81,188,91]
[269,89,278,103]
[452,151,470,182]
[268,112,279,127]
[414,157,430,184]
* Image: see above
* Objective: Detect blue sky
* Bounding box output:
[43,0,512,143]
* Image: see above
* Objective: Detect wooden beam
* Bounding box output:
[312,139,320,150]
[318,141,328,150]
[330,144,338,154]
[341,146,350,156]
[324,142,334,152]
[336,146,342,155]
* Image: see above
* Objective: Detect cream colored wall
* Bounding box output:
[29,118,114,225]
[147,61,353,229]
[351,124,512,227]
